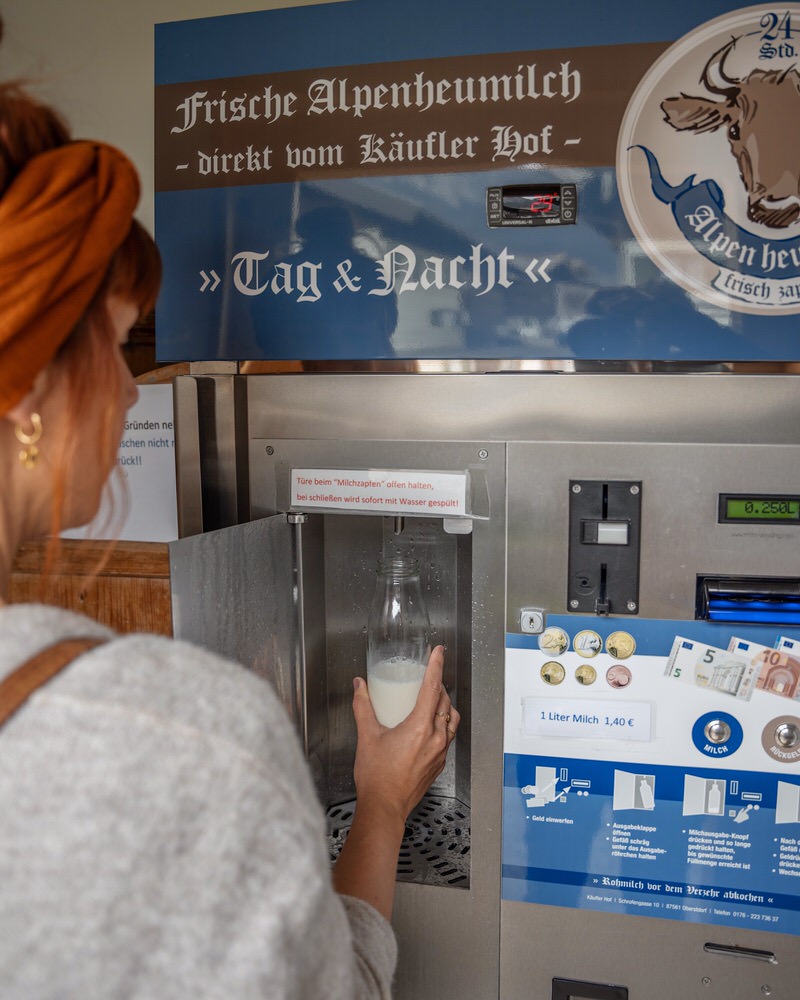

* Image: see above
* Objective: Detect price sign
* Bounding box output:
[522,697,652,742]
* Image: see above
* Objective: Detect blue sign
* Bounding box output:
[155,1,800,361]
[504,615,800,935]
[503,753,800,934]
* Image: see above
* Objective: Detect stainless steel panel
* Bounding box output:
[292,513,329,797]
[311,513,469,805]
[173,374,247,536]
[171,371,800,1000]
[172,375,203,538]
[239,372,800,446]
[246,436,506,1000]
[502,434,800,997]
[506,441,800,623]
[169,515,298,723]
[500,900,794,999]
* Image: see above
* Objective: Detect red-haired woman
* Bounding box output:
[0,69,459,999]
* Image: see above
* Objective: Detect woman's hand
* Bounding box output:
[351,645,459,825]
[332,646,460,920]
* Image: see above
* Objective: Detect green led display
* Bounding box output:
[723,497,800,522]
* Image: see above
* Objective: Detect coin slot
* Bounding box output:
[568,480,641,616]
[597,563,609,615]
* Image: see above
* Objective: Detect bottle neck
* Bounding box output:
[377,556,420,579]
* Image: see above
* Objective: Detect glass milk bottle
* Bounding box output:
[366,555,431,727]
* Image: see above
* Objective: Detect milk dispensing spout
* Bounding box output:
[366,555,431,728]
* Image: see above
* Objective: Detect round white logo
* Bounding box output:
[617,4,800,315]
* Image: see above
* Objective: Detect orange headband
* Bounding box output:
[0,140,140,416]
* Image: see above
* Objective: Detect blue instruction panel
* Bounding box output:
[503,616,800,935]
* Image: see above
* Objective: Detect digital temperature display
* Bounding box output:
[486,183,577,227]
[719,494,800,524]
[503,189,561,219]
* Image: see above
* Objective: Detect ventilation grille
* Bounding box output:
[327,794,471,888]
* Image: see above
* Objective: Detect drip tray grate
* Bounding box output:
[327,795,471,888]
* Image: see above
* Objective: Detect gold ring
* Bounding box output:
[435,710,446,718]
[447,727,456,738]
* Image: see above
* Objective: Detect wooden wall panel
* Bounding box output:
[9,540,173,636]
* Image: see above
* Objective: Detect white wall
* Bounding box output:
[1,0,341,233]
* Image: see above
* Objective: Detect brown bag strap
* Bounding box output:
[0,636,108,729]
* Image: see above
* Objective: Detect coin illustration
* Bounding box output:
[606,631,636,659]
[574,630,602,657]
[606,664,632,689]
[540,661,566,686]
[538,626,569,656]
[575,664,597,686]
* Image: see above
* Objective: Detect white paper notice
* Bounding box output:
[63,385,178,543]
[291,468,468,516]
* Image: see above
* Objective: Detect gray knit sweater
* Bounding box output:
[0,604,396,999]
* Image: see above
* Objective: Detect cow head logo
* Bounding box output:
[661,36,800,229]
[617,5,800,317]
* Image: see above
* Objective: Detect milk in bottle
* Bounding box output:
[366,555,431,727]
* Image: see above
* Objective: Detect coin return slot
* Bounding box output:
[703,943,777,964]
[552,978,628,1000]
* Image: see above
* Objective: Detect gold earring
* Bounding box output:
[14,412,43,470]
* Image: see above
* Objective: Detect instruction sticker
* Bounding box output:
[504,617,800,937]
[291,468,467,515]
[523,697,652,742]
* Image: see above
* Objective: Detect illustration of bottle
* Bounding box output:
[708,780,722,815]
[638,776,655,810]
[366,554,431,727]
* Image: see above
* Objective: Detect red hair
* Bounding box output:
[0,66,162,577]
[50,221,162,546]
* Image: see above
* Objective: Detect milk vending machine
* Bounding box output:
[157,3,800,998]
